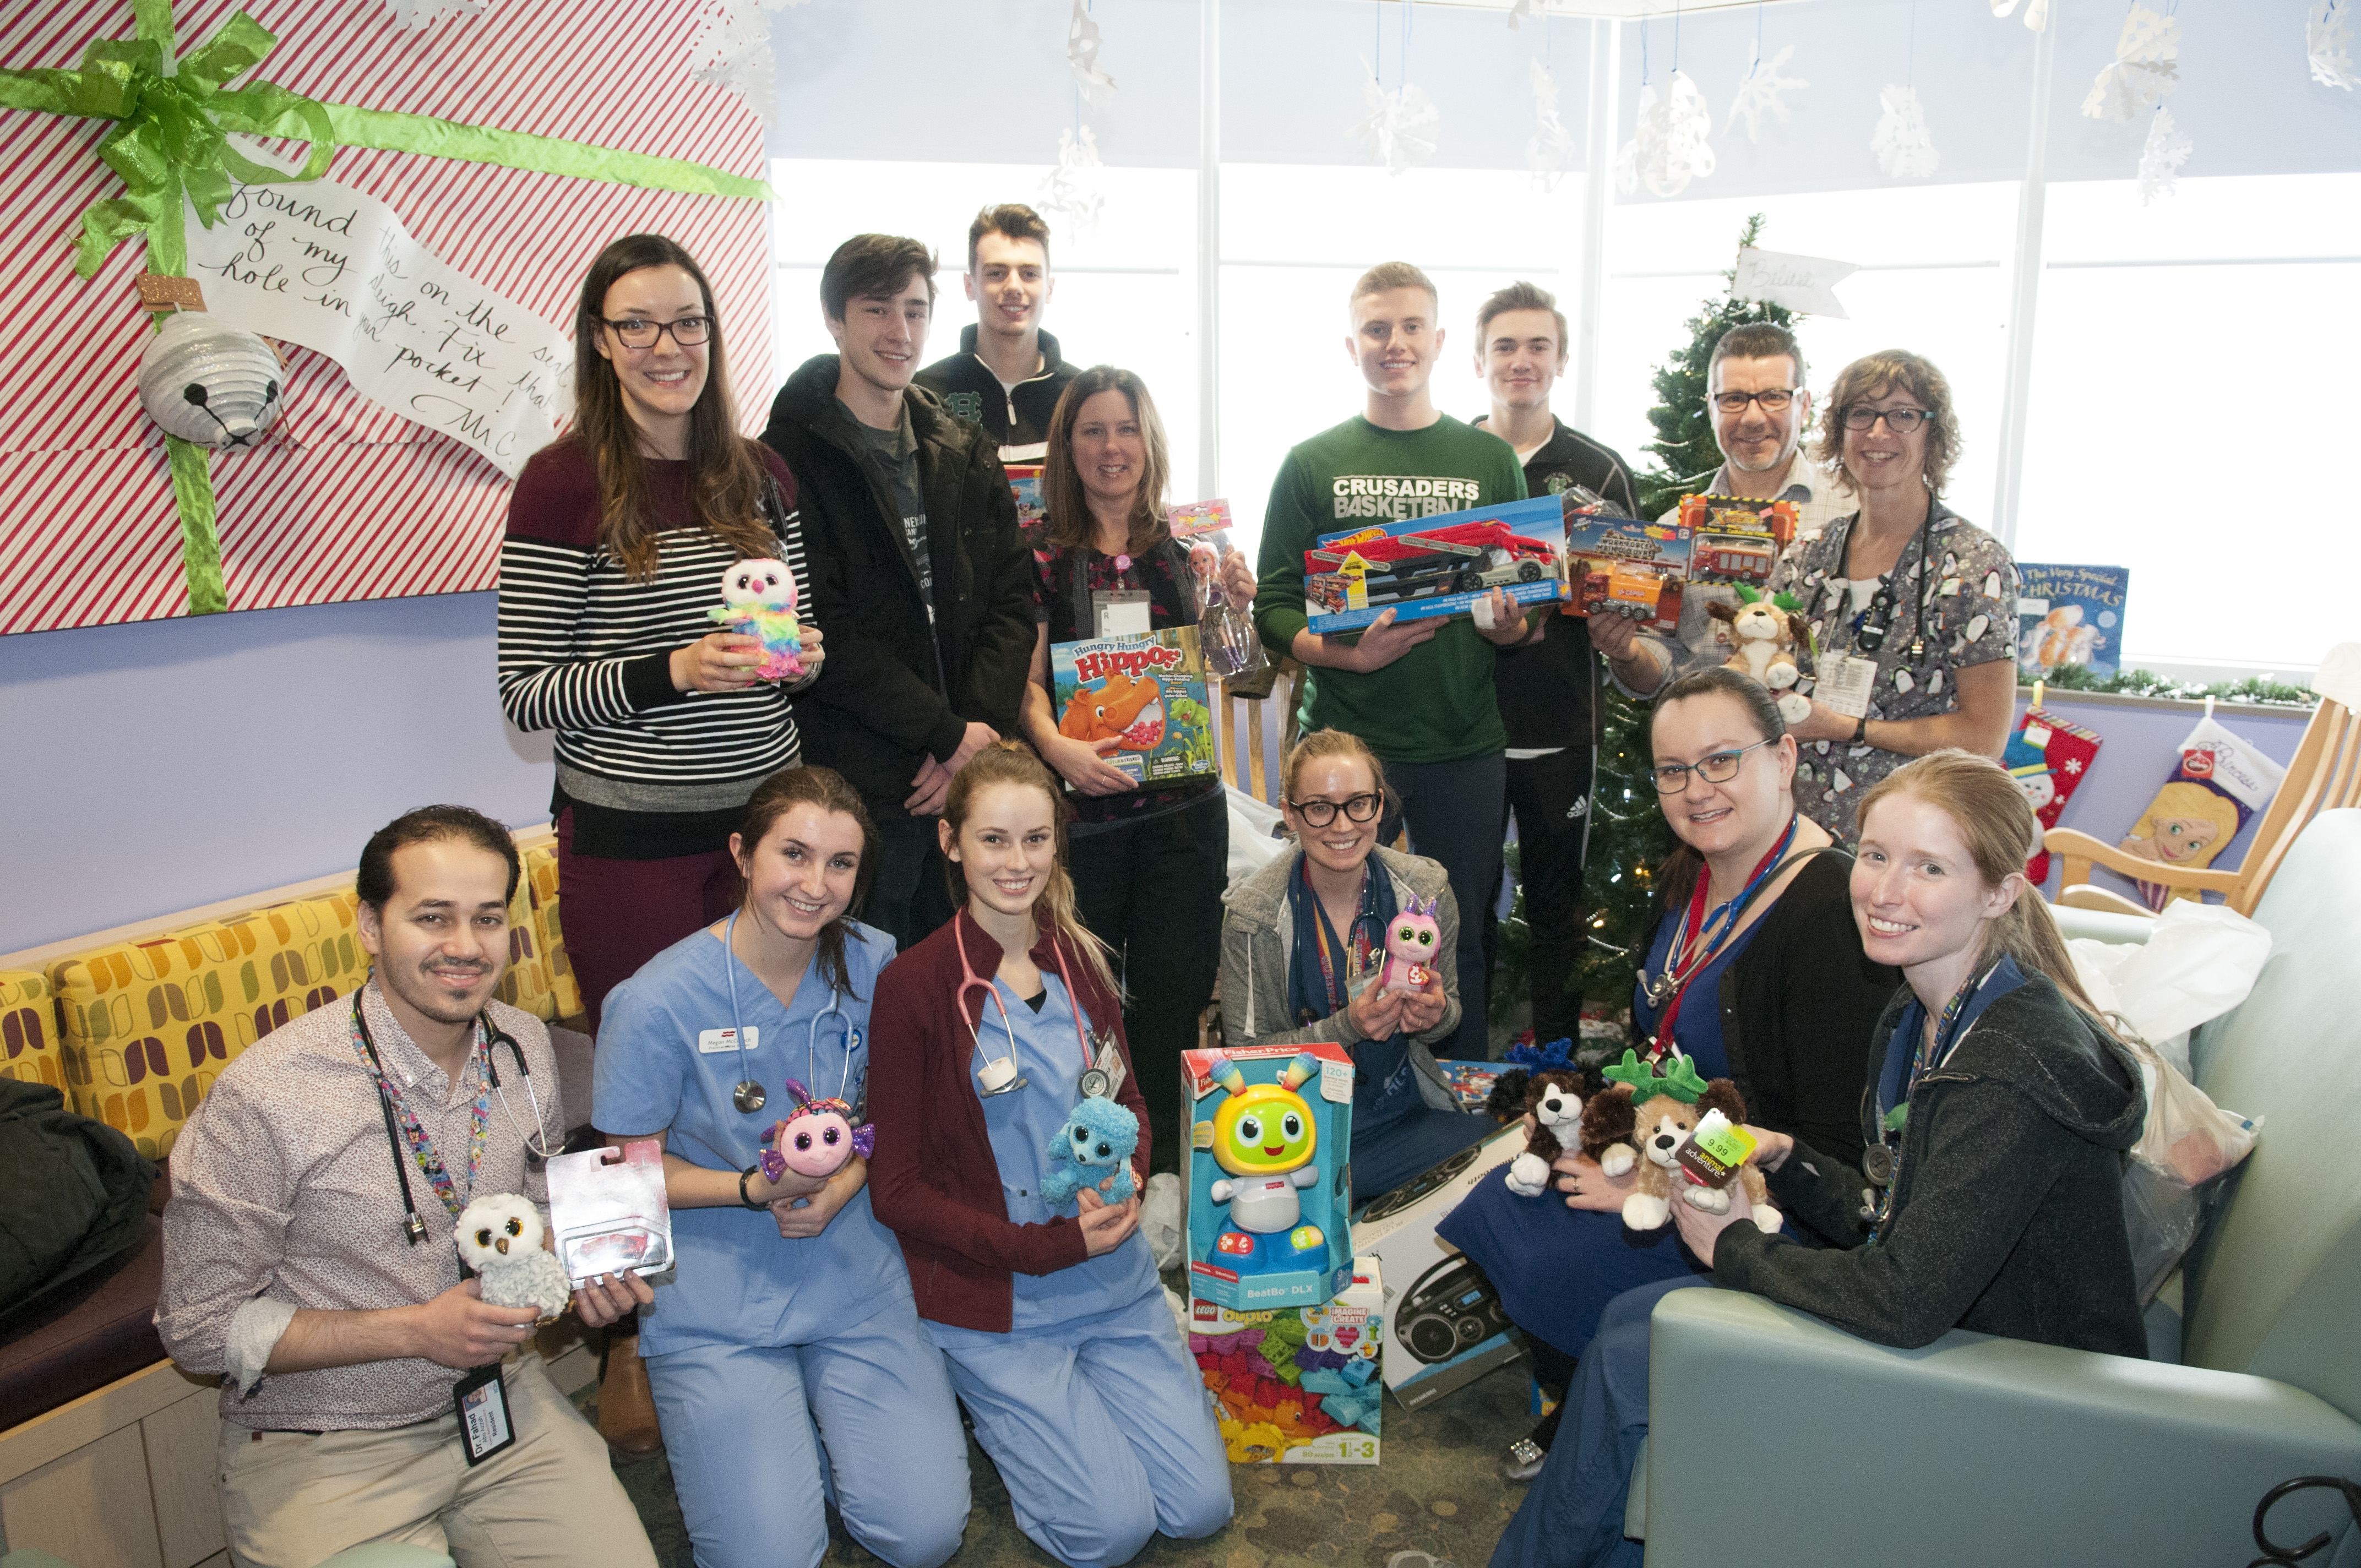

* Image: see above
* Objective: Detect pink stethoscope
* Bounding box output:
[953,916,1096,1097]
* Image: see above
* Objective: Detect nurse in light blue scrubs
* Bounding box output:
[868,744,1232,1568]
[595,764,970,1568]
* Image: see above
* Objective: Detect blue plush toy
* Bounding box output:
[1040,1096,1140,1207]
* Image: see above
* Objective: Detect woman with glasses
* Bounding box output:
[1435,669,1895,1481]
[499,233,823,1451]
[1217,728,1497,1201]
[1767,350,2019,839]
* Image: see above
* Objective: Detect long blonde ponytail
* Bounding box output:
[940,742,1123,1000]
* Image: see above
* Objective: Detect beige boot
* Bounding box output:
[597,1324,662,1457]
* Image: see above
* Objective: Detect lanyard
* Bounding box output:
[1304,863,1382,1020]
[1644,816,1799,1059]
[1867,961,2001,1243]
[349,990,489,1242]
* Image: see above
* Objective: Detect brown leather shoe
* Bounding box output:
[597,1326,663,1457]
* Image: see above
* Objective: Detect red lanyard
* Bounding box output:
[1647,819,1798,1059]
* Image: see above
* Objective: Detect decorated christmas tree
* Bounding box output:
[1633,212,1797,517]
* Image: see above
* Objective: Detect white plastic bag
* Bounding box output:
[1143,1171,1185,1272]
[1226,786,1287,892]
[2068,899,2272,1077]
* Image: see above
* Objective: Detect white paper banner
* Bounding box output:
[185,172,572,478]
[1732,246,1858,319]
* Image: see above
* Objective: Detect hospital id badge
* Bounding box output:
[1091,590,1151,638]
[1815,652,1877,720]
[1078,1028,1127,1100]
[453,1364,515,1467]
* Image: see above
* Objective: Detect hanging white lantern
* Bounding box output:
[138,313,284,448]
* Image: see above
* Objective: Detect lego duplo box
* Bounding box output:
[1350,1122,1529,1410]
[1183,1043,1355,1312]
[1190,1257,1384,1464]
[1303,494,1573,636]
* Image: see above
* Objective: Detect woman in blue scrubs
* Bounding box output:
[595,764,970,1568]
[868,743,1232,1568]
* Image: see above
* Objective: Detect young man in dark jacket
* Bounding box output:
[911,204,1077,461]
[762,234,1035,948]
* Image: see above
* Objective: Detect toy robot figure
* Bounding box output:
[1201,1051,1327,1273]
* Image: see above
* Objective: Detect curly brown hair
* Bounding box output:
[1811,350,1962,500]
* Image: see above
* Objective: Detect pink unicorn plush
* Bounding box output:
[1379,894,1443,995]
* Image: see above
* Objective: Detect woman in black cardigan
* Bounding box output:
[1437,668,1897,1479]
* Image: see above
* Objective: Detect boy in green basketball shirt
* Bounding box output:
[1254,262,1531,1064]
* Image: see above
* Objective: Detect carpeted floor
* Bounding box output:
[578,1351,1536,1568]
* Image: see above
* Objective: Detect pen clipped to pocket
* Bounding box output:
[546,1139,675,1286]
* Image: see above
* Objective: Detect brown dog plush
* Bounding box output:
[1576,1050,1780,1232]
[1503,1070,1586,1197]
[1705,591,1812,725]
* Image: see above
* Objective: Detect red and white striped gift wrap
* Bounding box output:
[0,0,771,633]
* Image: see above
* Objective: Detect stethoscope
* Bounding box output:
[352,989,556,1246]
[720,908,861,1114]
[951,916,1098,1098]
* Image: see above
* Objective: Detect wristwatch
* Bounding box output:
[1851,715,1869,745]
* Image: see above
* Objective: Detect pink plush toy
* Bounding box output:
[758,1077,874,1183]
[1380,894,1442,995]
[708,559,806,682]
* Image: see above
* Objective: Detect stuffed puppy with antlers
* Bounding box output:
[1706,588,1812,725]
[1577,1050,1780,1233]
[1503,1070,1586,1197]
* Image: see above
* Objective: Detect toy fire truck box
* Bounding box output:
[1047,627,1218,791]
[1303,494,1572,636]
[1350,1122,1528,1409]
[1677,493,1799,592]
[1564,515,1691,630]
[1183,1043,1356,1312]
[1189,1257,1385,1464]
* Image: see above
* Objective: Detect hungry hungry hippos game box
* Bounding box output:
[1048,626,1217,791]
[1189,1259,1385,1464]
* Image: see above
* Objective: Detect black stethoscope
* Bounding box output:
[352,990,556,1247]
[1838,505,1935,664]
[719,908,861,1114]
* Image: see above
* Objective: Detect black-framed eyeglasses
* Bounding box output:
[1650,738,1774,794]
[599,315,712,349]
[1288,792,1383,826]
[1710,389,1799,414]
[1841,405,1930,433]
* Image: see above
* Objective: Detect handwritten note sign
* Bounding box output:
[184,175,572,478]
[1731,246,1859,320]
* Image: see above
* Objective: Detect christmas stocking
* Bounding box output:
[2118,714,2287,910]
[2005,706,2102,883]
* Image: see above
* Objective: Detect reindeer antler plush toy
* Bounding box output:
[1576,1050,1781,1232]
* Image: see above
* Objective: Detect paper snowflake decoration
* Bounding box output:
[1526,59,1575,190]
[382,0,487,28]
[1506,0,1541,28]
[687,0,778,124]
[1870,84,1940,179]
[1727,43,1807,143]
[2081,4,2179,121]
[1068,0,1117,110]
[2137,106,2193,203]
[1351,57,1440,176]
[2310,0,2357,90]
[1615,70,1715,199]
[1988,0,2050,31]
[1037,126,1106,236]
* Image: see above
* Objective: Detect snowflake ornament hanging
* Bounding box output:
[1526,58,1576,190]
[2136,106,2193,203]
[1727,43,1807,143]
[1506,0,1541,28]
[687,0,776,125]
[1870,84,1940,179]
[1038,126,1106,236]
[381,0,488,28]
[1615,70,1715,199]
[1351,56,1440,176]
[2310,0,2357,91]
[1068,0,1118,111]
[1988,0,2050,31]
[2081,4,2179,121]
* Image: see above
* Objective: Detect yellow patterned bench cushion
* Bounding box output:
[51,890,369,1160]
[525,842,581,1020]
[493,859,557,1023]
[0,970,66,1093]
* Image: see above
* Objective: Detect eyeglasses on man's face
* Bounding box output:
[1711,389,1798,414]
[600,315,712,349]
[1650,738,1773,794]
[1288,792,1383,826]
[1840,404,1931,434]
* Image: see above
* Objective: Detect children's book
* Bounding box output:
[1048,625,1217,790]
[2016,564,2129,680]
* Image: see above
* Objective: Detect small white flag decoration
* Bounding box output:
[1733,247,1858,319]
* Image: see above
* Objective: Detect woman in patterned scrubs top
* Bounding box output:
[1768,350,2019,839]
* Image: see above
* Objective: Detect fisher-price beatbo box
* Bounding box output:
[1182,1043,1355,1312]
[1189,1257,1385,1464]
[1048,626,1217,791]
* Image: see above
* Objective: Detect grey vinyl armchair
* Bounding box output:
[1634,808,2361,1566]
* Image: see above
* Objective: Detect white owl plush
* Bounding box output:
[707,558,806,681]
[455,1193,572,1323]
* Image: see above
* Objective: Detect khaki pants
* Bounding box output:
[218,1356,656,1568]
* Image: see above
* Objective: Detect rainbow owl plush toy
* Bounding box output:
[1040,1095,1140,1208]
[1379,894,1441,995]
[709,559,805,682]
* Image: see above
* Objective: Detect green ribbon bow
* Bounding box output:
[1601,1048,1710,1105]
[0,0,771,617]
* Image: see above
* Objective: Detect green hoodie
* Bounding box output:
[1253,415,1527,764]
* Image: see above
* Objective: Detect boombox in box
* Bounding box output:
[1350,1121,1527,1409]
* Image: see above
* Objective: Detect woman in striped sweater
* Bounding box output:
[499,233,825,1045]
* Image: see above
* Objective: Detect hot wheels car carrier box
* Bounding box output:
[1303,494,1572,635]
[1350,1122,1528,1409]
[1183,1044,1356,1312]
[1189,1257,1385,1464]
